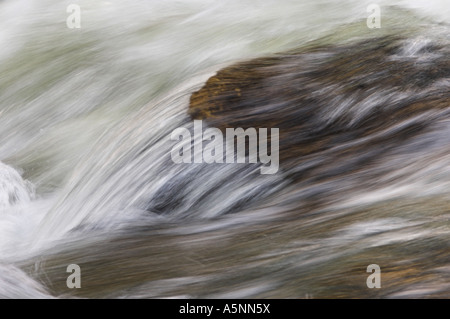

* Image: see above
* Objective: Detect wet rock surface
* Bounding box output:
[189,36,450,179]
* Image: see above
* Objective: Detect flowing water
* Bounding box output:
[0,0,449,298]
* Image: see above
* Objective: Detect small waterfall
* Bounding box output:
[0,0,448,298]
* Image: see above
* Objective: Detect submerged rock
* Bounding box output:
[189,36,450,183]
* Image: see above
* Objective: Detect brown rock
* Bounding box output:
[189,36,450,183]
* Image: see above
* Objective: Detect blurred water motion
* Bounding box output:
[0,0,449,298]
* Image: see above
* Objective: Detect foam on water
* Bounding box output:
[0,162,34,208]
[0,264,53,299]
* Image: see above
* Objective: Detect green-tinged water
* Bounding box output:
[0,0,449,298]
